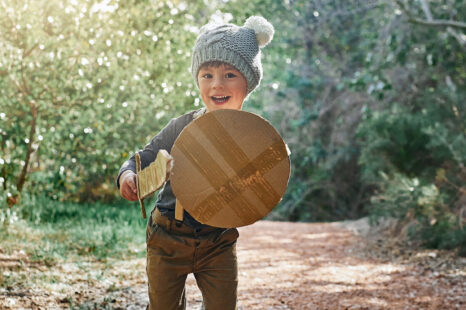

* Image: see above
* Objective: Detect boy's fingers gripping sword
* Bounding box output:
[135,150,173,219]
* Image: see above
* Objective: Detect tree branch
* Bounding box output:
[447,27,466,46]
[408,17,466,29]
[0,137,7,191]
[20,60,30,95]
[23,43,40,58]
[419,0,433,21]
[395,0,466,29]
[16,102,38,194]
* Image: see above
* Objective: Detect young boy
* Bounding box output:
[117,16,274,310]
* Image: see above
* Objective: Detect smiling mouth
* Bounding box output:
[211,96,230,104]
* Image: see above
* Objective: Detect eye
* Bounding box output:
[225,72,237,78]
[201,73,212,79]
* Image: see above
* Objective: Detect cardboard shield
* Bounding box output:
[170,109,290,228]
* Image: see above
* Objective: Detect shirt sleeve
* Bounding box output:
[116,118,177,189]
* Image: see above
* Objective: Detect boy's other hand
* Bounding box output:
[119,170,138,201]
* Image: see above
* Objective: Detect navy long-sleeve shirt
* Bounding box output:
[117,108,208,229]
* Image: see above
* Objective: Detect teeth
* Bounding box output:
[211,96,229,104]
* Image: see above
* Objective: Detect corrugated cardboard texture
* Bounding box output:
[170,109,290,228]
[137,149,172,200]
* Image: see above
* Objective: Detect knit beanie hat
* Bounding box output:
[191,16,274,94]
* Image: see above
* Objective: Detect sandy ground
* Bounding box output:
[1,220,465,309]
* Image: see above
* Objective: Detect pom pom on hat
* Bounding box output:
[244,16,274,47]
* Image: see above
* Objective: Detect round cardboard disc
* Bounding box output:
[170,109,290,228]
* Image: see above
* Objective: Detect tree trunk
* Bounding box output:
[16,103,38,196]
[1,137,6,191]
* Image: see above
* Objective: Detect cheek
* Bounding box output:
[198,82,208,95]
[238,83,248,98]
[239,78,248,96]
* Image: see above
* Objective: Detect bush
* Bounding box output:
[358,103,465,254]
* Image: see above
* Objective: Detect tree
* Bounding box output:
[221,0,465,235]
[0,0,213,204]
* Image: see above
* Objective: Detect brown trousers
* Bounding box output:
[146,208,239,310]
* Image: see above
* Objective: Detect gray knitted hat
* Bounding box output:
[191,16,274,94]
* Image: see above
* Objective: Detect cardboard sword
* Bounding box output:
[135,150,173,219]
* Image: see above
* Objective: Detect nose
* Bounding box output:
[212,76,224,89]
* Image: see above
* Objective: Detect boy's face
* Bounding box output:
[197,64,247,112]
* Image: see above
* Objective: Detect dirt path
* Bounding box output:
[1,220,465,309]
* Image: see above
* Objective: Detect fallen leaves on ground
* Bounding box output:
[1,220,465,309]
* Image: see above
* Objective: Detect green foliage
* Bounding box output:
[0,0,464,254]
[222,0,466,253]
[223,0,391,220]
[0,194,147,262]
[0,0,213,202]
[368,173,465,254]
[358,102,465,252]
[357,104,459,180]
[420,218,466,256]
[369,173,445,222]
[353,1,466,249]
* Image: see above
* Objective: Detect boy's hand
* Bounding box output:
[119,170,138,201]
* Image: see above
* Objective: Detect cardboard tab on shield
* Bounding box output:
[170,109,290,228]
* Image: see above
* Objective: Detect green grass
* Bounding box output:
[0,194,149,265]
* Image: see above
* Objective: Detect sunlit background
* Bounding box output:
[1,0,465,249]
[0,1,465,308]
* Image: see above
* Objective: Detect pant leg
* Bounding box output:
[146,245,188,310]
[146,213,193,310]
[194,228,239,310]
